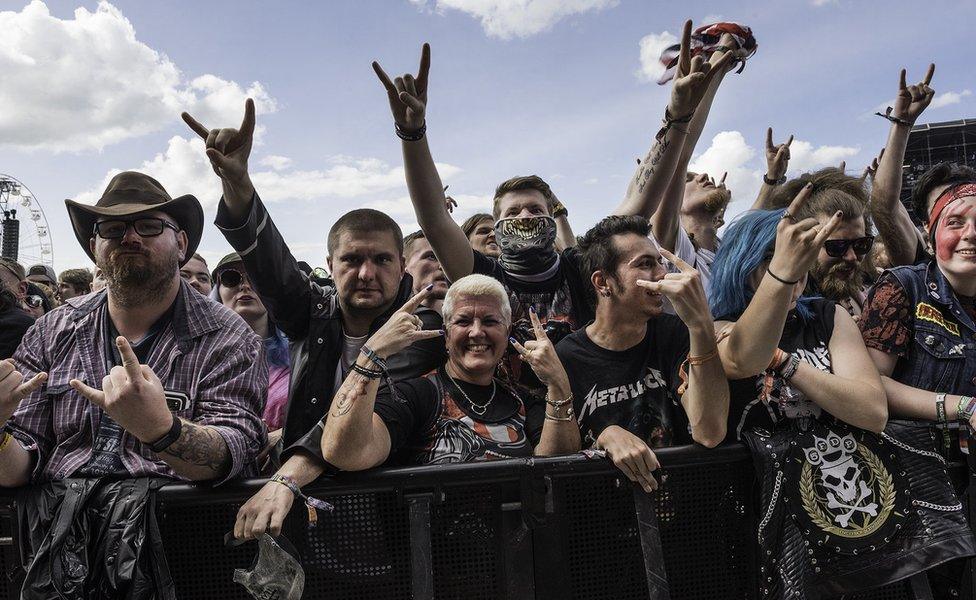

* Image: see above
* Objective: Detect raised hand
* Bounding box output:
[892,64,935,125]
[373,43,430,133]
[182,99,256,185]
[768,184,844,282]
[635,248,712,330]
[669,20,734,118]
[0,359,47,426]
[444,185,457,213]
[765,128,793,182]
[861,148,885,183]
[70,337,173,444]
[364,285,443,360]
[596,425,660,493]
[510,309,570,389]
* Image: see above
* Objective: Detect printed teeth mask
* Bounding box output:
[494,216,558,275]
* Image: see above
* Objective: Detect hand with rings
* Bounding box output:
[361,286,443,360]
[768,183,844,284]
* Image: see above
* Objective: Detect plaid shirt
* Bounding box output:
[6,280,267,484]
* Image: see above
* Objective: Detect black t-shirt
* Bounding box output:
[374,366,544,465]
[0,305,33,360]
[75,293,180,477]
[722,299,836,442]
[555,316,690,448]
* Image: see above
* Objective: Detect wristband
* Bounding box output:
[360,345,388,370]
[270,474,334,528]
[957,396,976,421]
[395,121,426,142]
[763,173,786,186]
[148,415,183,453]
[936,393,951,452]
[874,107,912,127]
[655,107,695,142]
[351,363,383,380]
[545,393,573,407]
[765,266,800,286]
[767,349,788,372]
[777,353,801,381]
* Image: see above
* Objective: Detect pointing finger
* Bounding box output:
[402,284,433,314]
[416,43,431,93]
[181,112,210,140]
[898,68,907,90]
[411,329,445,342]
[70,378,105,406]
[116,336,143,381]
[239,98,256,139]
[785,134,794,147]
[678,19,692,76]
[766,127,774,151]
[813,211,844,245]
[509,337,528,356]
[14,372,47,399]
[786,182,814,216]
[923,63,935,86]
[372,61,397,93]
[658,247,693,273]
[635,279,661,292]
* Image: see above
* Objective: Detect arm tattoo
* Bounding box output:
[161,420,230,474]
[636,138,669,194]
[330,373,370,418]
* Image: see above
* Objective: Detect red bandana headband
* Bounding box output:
[928,182,976,234]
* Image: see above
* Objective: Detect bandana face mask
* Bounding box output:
[494,216,558,275]
[233,534,305,600]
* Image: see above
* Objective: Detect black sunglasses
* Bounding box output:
[93,218,179,239]
[823,236,874,258]
[24,294,44,309]
[218,269,247,288]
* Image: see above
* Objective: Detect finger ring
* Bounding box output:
[782,212,797,223]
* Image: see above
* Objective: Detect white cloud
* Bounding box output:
[811,0,838,6]
[410,0,618,39]
[259,155,294,171]
[636,30,678,82]
[688,131,761,210]
[930,89,972,110]
[0,1,276,152]
[787,141,860,174]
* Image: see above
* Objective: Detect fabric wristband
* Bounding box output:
[270,474,334,528]
[957,396,976,421]
[148,415,183,453]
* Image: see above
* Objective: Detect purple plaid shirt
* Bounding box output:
[6,280,267,484]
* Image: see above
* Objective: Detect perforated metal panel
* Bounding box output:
[431,486,501,599]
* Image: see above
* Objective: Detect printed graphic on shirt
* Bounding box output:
[417,388,531,464]
[579,367,669,423]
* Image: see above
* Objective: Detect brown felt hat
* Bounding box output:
[65,171,203,267]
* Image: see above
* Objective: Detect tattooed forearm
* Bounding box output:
[161,420,231,475]
[330,373,369,418]
[636,138,669,194]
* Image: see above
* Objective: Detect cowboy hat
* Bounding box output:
[65,171,203,267]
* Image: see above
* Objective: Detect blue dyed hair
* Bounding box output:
[264,326,290,370]
[709,209,815,322]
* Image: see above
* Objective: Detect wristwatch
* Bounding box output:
[763,173,786,186]
[148,415,183,453]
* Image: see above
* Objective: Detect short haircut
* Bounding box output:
[768,168,869,229]
[577,214,652,280]
[327,209,404,256]
[189,252,208,266]
[911,162,976,221]
[403,230,426,260]
[0,257,25,280]
[60,268,93,290]
[442,274,512,327]
[460,213,494,238]
[492,175,557,219]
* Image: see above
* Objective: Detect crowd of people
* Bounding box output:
[1,18,975,599]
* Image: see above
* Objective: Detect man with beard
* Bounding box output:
[181,101,445,541]
[0,171,266,597]
[768,168,876,321]
[554,215,728,492]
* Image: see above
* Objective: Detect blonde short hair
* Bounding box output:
[442,274,511,326]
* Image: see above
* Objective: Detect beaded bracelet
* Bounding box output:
[395,121,426,142]
[351,363,383,380]
[270,474,334,528]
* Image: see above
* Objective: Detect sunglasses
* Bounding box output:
[218,269,248,288]
[93,218,179,239]
[25,294,44,309]
[823,236,874,258]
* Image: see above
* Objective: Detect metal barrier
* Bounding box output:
[0,444,938,599]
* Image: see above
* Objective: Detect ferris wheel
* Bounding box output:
[0,174,54,268]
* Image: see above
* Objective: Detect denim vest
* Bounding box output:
[888,261,976,396]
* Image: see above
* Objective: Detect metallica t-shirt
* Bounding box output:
[555,315,690,448]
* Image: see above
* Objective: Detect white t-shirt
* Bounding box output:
[658,227,718,316]
[332,331,369,396]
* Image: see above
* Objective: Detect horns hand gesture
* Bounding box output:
[374,43,430,134]
[765,127,793,183]
[182,98,256,185]
[769,184,844,284]
[669,20,733,119]
[510,309,570,389]
[0,359,47,427]
[892,64,935,125]
[364,285,443,361]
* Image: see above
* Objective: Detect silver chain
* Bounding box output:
[445,370,496,416]
[913,499,962,512]
[880,432,946,464]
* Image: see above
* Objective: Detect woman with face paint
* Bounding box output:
[860,164,976,456]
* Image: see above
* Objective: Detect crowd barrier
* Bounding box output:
[0,442,969,599]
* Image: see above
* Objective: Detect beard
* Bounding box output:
[810,259,867,302]
[701,188,731,214]
[100,244,180,307]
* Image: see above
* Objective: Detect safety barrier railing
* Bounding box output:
[0,443,954,599]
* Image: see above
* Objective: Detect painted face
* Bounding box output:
[934,196,976,276]
[327,230,404,313]
[602,233,668,318]
[217,264,269,324]
[405,238,448,302]
[468,219,499,257]
[180,256,212,295]
[496,190,551,220]
[445,294,509,379]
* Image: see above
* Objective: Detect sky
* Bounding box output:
[0,0,974,273]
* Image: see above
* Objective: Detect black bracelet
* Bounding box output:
[763,173,786,186]
[148,414,182,453]
[395,121,426,142]
[655,107,695,142]
[360,345,388,371]
[351,363,383,379]
[766,266,800,286]
[874,107,912,127]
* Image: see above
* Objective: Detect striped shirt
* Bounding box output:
[5,280,267,484]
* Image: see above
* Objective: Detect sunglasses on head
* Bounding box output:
[218,269,247,288]
[25,294,44,309]
[823,236,874,258]
[93,218,179,239]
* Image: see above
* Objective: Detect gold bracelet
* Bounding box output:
[545,405,575,421]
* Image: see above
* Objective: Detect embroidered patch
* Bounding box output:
[916,302,960,336]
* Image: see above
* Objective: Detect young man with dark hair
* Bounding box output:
[554,215,728,492]
[179,252,213,295]
[183,100,444,541]
[0,171,267,595]
[403,230,448,314]
[58,267,94,300]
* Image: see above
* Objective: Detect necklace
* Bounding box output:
[445,370,496,417]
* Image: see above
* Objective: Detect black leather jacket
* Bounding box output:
[215,193,445,462]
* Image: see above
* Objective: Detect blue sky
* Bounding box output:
[1,0,974,272]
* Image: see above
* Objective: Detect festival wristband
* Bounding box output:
[148,415,183,453]
[270,474,334,528]
[957,396,976,421]
[936,393,952,452]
